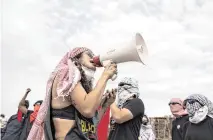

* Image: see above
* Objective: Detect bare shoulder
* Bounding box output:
[68,82,90,115]
[69,82,87,105]
[51,76,72,109]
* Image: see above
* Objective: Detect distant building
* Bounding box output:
[149,116,173,140]
[100,108,173,140]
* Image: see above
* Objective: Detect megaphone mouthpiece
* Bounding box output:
[93,55,102,67]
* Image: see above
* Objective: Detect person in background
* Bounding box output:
[1,114,8,137]
[2,89,42,140]
[182,94,213,140]
[18,88,43,123]
[18,88,31,116]
[108,77,144,140]
[169,98,188,140]
[18,88,43,140]
[1,89,31,140]
[0,114,7,129]
[138,114,155,140]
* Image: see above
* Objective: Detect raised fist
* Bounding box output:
[26,88,31,93]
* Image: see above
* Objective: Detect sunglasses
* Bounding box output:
[183,99,204,107]
[118,82,132,87]
[168,102,181,106]
[118,83,132,90]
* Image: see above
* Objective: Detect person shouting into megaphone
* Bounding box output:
[27,47,117,140]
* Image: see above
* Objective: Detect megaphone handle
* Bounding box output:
[111,74,117,81]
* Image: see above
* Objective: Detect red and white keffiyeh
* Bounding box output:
[27,47,92,140]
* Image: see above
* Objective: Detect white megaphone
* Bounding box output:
[92,33,148,80]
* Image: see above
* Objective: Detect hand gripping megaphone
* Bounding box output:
[92,33,148,80]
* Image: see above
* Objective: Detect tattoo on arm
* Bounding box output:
[71,99,77,106]
[69,96,77,106]
[84,95,87,101]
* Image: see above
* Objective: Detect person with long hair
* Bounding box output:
[27,47,117,140]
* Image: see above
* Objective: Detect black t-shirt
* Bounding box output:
[172,114,189,140]
[183,116,213,140]
[65,110,97,140]
[108,98,144,140]
[2,111,33,140]
[19,110,34,140]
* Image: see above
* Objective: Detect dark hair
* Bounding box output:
[25,100,29,109]
[33,100,43,106]
[0,114,5,118]
[142,114,149,125]
[71,53,93,93]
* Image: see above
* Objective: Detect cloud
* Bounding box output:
[2,0,213,117]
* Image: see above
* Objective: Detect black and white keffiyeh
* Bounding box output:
[185,94,213,123]
[116,77,140,108]
[110,77,155,139]
[111,77,140,125]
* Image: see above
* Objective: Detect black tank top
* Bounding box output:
[51,105,75,120]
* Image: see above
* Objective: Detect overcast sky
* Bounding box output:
[1,0,213,117]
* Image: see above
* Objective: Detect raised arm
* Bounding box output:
[18,88,31,114]
[70,63,117,118]
[111,98,144,124]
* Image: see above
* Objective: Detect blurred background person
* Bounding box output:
[138,114,155,140]
[2,88,42,140]
[183,94,213,140]
[2,89,31,140]
[0,114,7,129]
[169,98,188,140]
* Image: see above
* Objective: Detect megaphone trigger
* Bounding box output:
[111,74,118,81]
